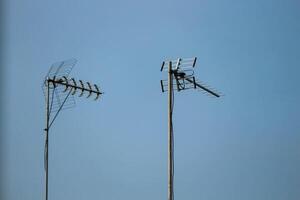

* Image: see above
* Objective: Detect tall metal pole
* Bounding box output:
[168,61,173,200]
[45,79,50,200]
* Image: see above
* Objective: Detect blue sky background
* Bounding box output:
[1,0,300,200]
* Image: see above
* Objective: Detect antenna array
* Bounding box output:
[160,57,221,200]
[160,57,220,97]
[47,76,102,100]
[42,59,103,200]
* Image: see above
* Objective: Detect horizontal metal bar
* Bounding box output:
[161,80,195,85]
[161,57,197,71]
[161,65,196,72]
[164,57,196,63]
[47,78,102,95]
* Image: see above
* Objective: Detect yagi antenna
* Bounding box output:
[160,57,221,200]
[42,58,103,200]
[160,57,220,96]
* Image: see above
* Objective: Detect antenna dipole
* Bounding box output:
[42,59,102,200]
[161,57,221,200]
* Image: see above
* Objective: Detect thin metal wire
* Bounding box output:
[48,88,73,130]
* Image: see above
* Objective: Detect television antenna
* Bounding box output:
[160,57,221,200]
[42,58,102,200]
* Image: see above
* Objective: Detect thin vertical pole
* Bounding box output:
[45,79,50,200]
[168,61,173,200]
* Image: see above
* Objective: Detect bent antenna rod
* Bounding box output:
[160,57,221,200]
[42,58,103,200]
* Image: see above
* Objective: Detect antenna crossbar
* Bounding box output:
[47,77,102,100]
[185,77,220,97]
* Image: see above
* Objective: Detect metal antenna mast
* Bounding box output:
[42,59,102,200]
[160,57,221,200]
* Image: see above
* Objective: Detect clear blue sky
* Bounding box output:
[1,0,300,200]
